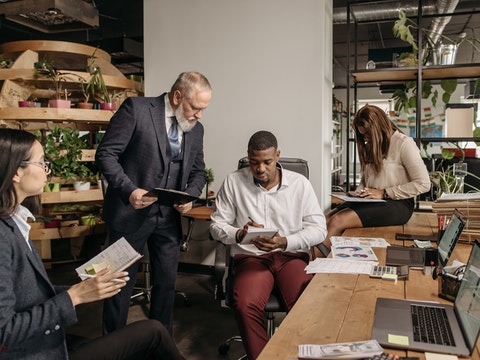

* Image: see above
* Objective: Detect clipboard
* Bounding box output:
[143,188,199,205]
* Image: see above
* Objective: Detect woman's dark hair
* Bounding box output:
[353,105,400,174]
[0,129,41,218]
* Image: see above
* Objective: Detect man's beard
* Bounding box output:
[175,102,197,133]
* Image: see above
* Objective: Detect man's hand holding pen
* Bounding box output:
[235,216,262,243]
[235,216,286,251]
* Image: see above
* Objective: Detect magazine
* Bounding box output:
[75,237,142,280]
[298,340,383,359]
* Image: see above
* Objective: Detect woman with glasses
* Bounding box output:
[313,105,431,258]
[0,128,186,359]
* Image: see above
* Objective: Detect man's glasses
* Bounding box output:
[21,161,52,174]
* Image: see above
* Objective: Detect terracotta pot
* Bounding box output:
[77,102,94,109]
[100,102,116,111]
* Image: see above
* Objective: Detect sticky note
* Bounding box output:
[388,334,409,346]
[382,274,398,282]
[425,352,458,360]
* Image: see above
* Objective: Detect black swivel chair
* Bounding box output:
[214,157,310,358]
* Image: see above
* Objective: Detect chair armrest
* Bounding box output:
[214,241,230,303]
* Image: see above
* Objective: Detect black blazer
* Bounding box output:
[95,94,207,233]
[0,217,77,359]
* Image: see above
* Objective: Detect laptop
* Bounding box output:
[386,209,466,267]
[371,239,480,356]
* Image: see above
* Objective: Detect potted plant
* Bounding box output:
[423,142,480,198]
[393,10,480,66]
[8,88,40,108]
[204,168,215,207]
[86,56,117,110]
[77,75,94,109]
[42,126,97,190]
[34,59,75,108]
[391,10,480,114]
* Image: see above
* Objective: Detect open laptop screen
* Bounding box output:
[455,239,480,352]
[438,210,465,267]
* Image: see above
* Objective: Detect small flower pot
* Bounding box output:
[44,182,61,192]
[100,102,116,111]
[74,181,91,191]
[44,218,61,228]
[77,102,94,109]
[80,215,97,226]
[49,99,71,108]
[18,101,37,108]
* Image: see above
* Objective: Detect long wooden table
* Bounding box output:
[257,212,479,360]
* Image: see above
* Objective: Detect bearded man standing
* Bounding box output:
[96,72,212,335]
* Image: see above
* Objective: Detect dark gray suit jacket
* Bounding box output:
[95,94,207,234]
[0,217,77,359]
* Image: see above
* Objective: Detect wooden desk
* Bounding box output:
[257,213,478,360]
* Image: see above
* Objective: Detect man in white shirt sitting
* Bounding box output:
[210,130,327,359]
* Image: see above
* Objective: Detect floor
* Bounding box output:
[47,261,285,360]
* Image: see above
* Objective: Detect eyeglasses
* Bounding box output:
[21,161,52,174]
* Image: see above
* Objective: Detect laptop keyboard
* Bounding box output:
[411,304,455,346]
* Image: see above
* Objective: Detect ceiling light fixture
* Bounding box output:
[0,0,99,33]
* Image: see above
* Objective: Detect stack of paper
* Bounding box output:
[432,192,480,243]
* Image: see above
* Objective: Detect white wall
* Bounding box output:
[144,0,333,210]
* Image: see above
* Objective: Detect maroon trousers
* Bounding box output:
[232,251,312,359]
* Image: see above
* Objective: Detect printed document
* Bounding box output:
[75,237,142,280]
[330,236,389,248]
[305,258,377,275]
[298,339,383,359]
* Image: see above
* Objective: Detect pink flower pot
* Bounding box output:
[18,101,37,108]
[100,102,116,111]
[49,99,71,108]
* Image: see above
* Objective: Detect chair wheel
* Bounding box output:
[218,343,230,355]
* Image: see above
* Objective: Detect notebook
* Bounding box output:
[386,209,465,267]
[371,239,480,356]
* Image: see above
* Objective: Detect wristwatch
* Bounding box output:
[383,190,390,199]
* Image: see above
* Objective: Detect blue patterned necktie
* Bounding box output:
[168,116,180,158]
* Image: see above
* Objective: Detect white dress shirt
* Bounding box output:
[12,205,35,251]
[210,166,327,256]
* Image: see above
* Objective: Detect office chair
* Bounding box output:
[214,157,309,358]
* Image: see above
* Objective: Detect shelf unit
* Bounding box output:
[331,96,343,187]
[345,1,480,191]
[0,40,143,265]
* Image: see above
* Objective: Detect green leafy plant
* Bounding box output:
[392,78,458,113]
[393,10,480,65]
[34,59,75,100]
[423,142,480,197]
[77,75,92,103]
[42,126,96,183]
[205,168,214,185]
[391,10,480,113]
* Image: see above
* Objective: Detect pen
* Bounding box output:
[248,216,255,223]
[81,274,126,283]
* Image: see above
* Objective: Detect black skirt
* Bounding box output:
[338,198,415,227]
